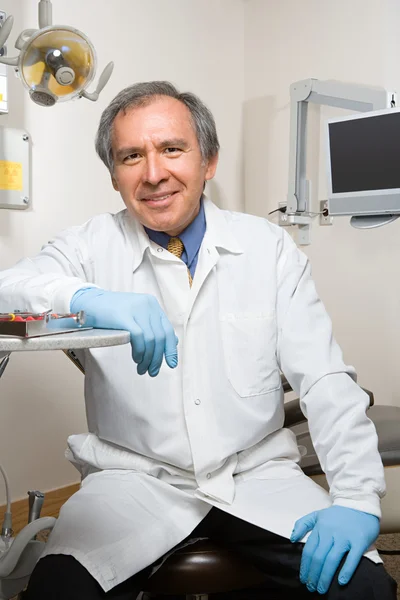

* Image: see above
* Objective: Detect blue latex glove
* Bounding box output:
[71,288,178,377]
[290,505,380,595]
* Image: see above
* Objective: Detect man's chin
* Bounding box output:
[140,215,180,234]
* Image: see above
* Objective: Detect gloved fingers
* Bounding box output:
[129,309,155,374]
[299,528,320,584]
[338,547,364,586]
[291,511,318,543]
[136,321,156,376]
[128,320,146,364]
[316,544,351,594]
[161,314,179,369]
[148,314,166,377]
[305,536,335,593]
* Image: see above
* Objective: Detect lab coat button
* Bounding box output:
[194,399,201,405]
[206,473,211,479]
[157,247,163,253]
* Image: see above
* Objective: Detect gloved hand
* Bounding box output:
[71,287,178,377]
[290,505,380,595]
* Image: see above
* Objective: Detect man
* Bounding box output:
[0,81,396,599]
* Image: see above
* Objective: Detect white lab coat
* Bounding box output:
[0,199,385,591]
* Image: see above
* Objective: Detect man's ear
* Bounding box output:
[205,153,219,181]
[111,175,119,191]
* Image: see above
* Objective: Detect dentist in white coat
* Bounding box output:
[0,81,396,599]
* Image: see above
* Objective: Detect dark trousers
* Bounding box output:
[24,507,397,599]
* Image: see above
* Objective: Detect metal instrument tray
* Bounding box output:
[0,310,91,338]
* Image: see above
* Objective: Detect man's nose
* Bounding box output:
[142,154,169,186]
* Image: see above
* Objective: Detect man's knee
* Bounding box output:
[328,559,397,599]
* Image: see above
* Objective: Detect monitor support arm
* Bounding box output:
[284,78,395,244]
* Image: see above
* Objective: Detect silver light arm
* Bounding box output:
[80,61,114,102]
[38,0,52,29]
[0,56,18,66]
[0,15,19,67]
[0,15,13,50]
[15,29,38,51]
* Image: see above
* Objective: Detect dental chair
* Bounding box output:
[139,376,400,599]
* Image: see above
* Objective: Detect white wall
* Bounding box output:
[0,0,245,500]
[244,0,400,407]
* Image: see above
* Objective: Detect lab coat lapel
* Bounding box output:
[184,199,243,322]
[184,241,219,322]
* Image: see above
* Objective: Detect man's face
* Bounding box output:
[111,96,218,236]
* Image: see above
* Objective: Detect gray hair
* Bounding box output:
[95,81,220,173]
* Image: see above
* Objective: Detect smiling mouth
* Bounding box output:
[141,192,177,202]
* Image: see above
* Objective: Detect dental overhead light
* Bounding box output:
[0,0,113,107]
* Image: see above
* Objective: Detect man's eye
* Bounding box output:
[164,147,181,154]
[124,154,140,162]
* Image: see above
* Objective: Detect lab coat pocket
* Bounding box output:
[220,313,280,397]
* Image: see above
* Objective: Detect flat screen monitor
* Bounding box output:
[326,108,400,223]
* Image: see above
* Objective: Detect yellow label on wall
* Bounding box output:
[0,161,23,191]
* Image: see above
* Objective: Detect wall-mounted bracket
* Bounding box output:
[279,201,313,245]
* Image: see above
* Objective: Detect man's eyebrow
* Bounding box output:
[159,138,189,149]
[115,146,142,161]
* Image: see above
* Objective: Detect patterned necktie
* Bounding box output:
[167,236,193,287]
